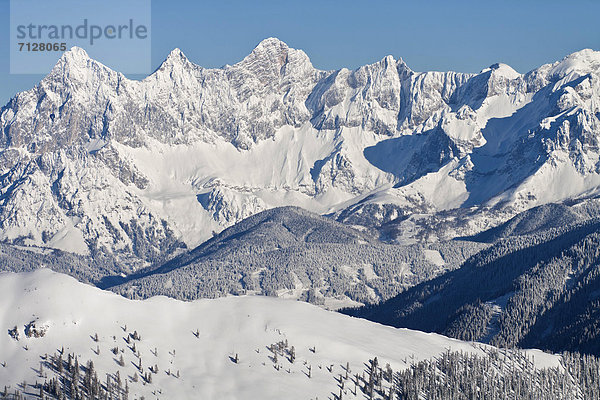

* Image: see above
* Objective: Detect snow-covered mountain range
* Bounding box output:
[1,38,600,267]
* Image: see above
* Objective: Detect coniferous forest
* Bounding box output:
[345,217,600,356]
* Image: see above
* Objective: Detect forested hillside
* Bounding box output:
[106,207,486,307]
[345,218,600,354]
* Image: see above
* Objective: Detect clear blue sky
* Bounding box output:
[1,0,599,104]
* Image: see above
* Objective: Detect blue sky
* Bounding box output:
[1,0,600,104]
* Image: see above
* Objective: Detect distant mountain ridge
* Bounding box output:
[1,39,600,266]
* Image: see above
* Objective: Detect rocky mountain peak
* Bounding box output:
[237,37,314,77]
[49,46,105,75]
[394,57,412,79]
[163,47,190,65]
[151,47,198,80]
[249,37,291,62]
[43,46,119,87]
[61,46,91,63]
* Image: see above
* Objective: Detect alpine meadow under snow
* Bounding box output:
[1,38,600,399]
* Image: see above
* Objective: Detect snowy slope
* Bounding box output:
[0,269,560,399]
[1,39,600,261]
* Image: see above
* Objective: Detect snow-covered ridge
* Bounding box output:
[1,39,599,260]
[0,269,560,399]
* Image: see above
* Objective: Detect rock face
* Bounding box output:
[1,38,600,264]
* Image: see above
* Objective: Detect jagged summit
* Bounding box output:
[164,47,189,64]
[50,46,94,71]
[62,46,91,61]
[377,54,403,70]
[242,37,293,64]
[238,37,314,72]
[152,46,197,76]
[375,54,412,79]
[43,45,120,86]
[254,37,290,51]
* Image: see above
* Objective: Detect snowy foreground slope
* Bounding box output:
[0,269,560,399]
[1,39,600,266]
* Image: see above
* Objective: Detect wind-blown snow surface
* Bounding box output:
[1,39,600,264]
[0,270,558,399]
